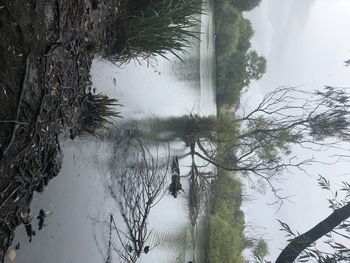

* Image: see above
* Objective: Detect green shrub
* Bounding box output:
[208,213,245,263]
[207,173,246,263]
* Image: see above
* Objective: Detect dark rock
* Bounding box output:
[37,209,46,230]
[144,246,150,254]
[14,243,20,250]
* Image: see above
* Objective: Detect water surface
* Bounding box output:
[6,1,216,262]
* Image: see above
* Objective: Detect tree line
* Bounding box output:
[214,0,265,107]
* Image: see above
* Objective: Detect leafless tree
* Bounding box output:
[107,133,170,263]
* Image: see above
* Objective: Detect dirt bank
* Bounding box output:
[0,0,121,261]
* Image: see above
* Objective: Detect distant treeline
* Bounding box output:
[214,0,265,107]
[207,172,246,263]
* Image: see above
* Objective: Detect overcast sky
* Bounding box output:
[242,0,350,261]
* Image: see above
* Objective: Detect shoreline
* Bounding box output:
[0,0,121,260]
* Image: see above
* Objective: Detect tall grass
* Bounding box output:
[81,93,122,136]
[105,0,203,63]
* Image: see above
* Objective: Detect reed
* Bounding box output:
[105,0,203,63]
[81,93,123,136]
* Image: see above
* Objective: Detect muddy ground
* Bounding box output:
[0,0,122,261]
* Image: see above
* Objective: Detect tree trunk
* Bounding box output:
[275,202,350,263]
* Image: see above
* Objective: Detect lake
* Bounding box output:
[5,1,216,262]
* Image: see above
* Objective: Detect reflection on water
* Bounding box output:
[5,0,216,262]
[105,131,174,263]
[172,56,200,83]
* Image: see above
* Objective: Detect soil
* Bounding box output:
[0,0,121,261]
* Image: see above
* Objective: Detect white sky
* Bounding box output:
[242,0,350,261]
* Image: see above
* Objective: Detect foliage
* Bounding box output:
[214,0,265,107]
[209,214,244,263]
[246,50,267,81]
[277,175,350,263]
[252,239,269,262]
[136,113,239,146]
[81,93,122,136]
[179,113,239,147]
[130,85,350,246]
[207,172,247,263]
[215,3,241,62]
[238,86,350,144]
[310,87,350,140]
[104,0,203,63]
[230,0,262,11]
[182,86,350,205]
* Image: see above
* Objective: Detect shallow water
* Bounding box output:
[6,1,216,262]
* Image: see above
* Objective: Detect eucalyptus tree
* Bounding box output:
[231,0,262,11]
[182,86,350,201]
[245,50,267,83]
[275,176,350,263]
[115,86,350,204]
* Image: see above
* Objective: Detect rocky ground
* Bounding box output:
[0,0,122,261]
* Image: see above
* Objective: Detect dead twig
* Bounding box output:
[0,185,22,211]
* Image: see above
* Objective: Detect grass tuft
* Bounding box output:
[104,0,203,64]
[81,93,123,136]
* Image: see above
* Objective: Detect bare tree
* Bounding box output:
[107,133,170,263]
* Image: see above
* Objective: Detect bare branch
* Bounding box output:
[107,133,170,262]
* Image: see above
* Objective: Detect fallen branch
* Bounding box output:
[0,120,28,125]
[2,56,29,157]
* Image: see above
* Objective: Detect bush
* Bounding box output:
[209,214,245,263]
[207,173,246,263]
